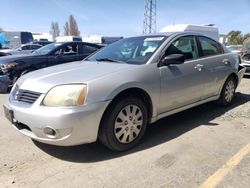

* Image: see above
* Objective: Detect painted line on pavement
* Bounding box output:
[199,143,250,188]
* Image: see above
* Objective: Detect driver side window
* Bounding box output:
[165,36,198,61]
[55,44,79,56]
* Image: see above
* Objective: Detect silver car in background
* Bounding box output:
[0,44,42,55]
[4,32,246,151]
[241,53,250,75]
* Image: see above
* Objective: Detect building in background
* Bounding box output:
[219,34,228,45]
[32,33,53,42]
[0,31,33,49]
[55,36,82,42]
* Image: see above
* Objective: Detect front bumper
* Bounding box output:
[0,75,12,93]
[240,62,250,75]
[5,95,110,146]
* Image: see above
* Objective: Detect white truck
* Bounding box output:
[160,24,219,41]
[55,36,82,42]
[82,35,123,45]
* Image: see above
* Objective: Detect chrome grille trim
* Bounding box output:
[12,87,41,104]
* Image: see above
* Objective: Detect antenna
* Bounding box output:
[143,0,156,34]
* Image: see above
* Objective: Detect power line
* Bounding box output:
[143,0,156,34]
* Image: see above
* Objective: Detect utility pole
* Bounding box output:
[143,0,156,34]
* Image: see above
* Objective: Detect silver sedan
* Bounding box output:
[4,32,246,151]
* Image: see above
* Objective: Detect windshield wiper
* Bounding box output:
[96,58,126,64]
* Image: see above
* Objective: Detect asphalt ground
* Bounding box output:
[0,78,250,188]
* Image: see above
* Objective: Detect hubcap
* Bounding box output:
[225,80,235,102]
[114,105,143,144]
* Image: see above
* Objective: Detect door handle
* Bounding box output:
[222,59,230,65]
[194,64,204,71]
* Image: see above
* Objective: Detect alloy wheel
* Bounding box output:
[225,80,235,102]
[114,105,143,144]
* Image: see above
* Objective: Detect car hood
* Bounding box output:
[0,49,14,53]
[0,53,35,64]
[17,61,136,93]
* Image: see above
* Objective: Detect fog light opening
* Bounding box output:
[43,127,57,138]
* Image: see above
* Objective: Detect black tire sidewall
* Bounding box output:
[100,97,148,151]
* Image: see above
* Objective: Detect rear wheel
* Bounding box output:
[99,97,148,151]
[217,76,237,106]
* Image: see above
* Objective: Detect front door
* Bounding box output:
[159,35,205,114]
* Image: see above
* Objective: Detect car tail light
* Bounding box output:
[237,51,244,57]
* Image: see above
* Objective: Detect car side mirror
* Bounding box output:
[158,54,185,67]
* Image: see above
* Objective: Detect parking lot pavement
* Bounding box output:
[0,78,250,188]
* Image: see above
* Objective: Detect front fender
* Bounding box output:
[105,82,159,120]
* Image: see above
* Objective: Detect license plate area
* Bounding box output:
[3,105,14,123]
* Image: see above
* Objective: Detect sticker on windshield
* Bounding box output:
[144,37,164,42]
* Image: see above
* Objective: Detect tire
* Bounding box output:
[98,97,148,151]
[217,76,237,106]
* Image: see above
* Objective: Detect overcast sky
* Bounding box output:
[0,0,250,36]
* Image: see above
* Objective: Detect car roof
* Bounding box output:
[21,44,42,47]
[56,41,97,45]
[132,31,219,38]
[54,41,102,47]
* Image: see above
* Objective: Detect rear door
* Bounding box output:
[196,36,232,99]
[159,35,205,113]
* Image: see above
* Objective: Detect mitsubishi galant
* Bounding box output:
[4,32,246,151]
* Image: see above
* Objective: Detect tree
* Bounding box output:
[227,30,244,45]
[227,31,250,45]
[64,15,80,36]
[243,33,250,41]
[50,22,60,40]
[64,22,69,36]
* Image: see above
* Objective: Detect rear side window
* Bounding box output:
[198,37,223,57]
[31,45,41,50]
[165,36,199,61]
[21,45,30,50]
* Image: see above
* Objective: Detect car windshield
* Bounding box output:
[32,43,62,55]
[87,36,167,65]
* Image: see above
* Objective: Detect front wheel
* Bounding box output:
[217,76,237,106]
[98,97,148,151]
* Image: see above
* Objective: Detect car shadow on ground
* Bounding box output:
[33,92,250,163]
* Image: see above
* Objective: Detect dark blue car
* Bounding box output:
[0,42,101,92]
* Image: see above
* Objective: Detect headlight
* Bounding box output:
[1,62,18,72]
[43,84,87,107]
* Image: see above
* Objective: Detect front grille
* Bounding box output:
[12,87,41,104]
[242,54,250,61]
